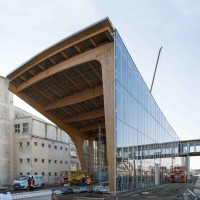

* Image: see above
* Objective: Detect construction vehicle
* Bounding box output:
[169,166,187,183]
[67,170,86,185]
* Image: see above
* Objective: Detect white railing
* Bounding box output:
[11,190,52,200]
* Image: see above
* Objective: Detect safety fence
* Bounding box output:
[12,190,52,200]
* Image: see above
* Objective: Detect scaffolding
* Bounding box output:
[83,125,108,183]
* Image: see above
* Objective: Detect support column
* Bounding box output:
[72,136,86,171]
[155,164,160,185]
[97,44,115,192]
[186,155,190,181]
[89,139,94,176]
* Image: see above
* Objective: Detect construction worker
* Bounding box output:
[81,176,86,187]
[86,176,91,189]
[29,176,35,191]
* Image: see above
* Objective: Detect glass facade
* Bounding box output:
[115,30,181,192]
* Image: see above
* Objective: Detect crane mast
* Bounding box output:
[150,47,162,93]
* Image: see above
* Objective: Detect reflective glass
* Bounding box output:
[115,31,181,192]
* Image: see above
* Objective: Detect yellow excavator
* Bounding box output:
[67,170,86,185]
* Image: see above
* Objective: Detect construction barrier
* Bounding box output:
[11,190,52,200]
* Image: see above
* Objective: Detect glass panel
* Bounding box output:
[114,30,181,192]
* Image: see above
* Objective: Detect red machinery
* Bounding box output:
[169,166,187,183]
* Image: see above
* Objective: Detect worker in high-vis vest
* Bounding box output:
[86,176,91,189]
[29,176,35,191]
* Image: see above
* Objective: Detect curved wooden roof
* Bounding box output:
[7,18,115,140]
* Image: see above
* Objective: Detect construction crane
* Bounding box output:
[150,47,163,93]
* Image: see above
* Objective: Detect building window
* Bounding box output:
[20,158,22,163]
[35,172,38,175]
[71,162,77,171]
[34,142,37,146]
[48,144,51,148]
[65,148,68,151]
[48,159,51,163]
[20,142,22,147]
[42,159,45,163]
[65,161,68,164]
[42,172,45,176]
[71,150,78,157]
[49,172,51,176]
[54,146,57,149]
[55,172,57,176]
[27,172,30,175]
[34,158,38,162]
[60,147,63,150]
[42,143,45,147]
[27,142,30,146]
[20,172,23,175]
[14,124,20,133]
[22,123,28,133]
[54,160,57,164]
[27,158,30,162]
[60,161,62,164]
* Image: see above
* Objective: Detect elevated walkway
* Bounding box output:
[117,139,200,160]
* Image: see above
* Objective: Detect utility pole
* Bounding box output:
[150,47,162,93]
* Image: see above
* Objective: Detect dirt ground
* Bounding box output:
[54,181,196,200]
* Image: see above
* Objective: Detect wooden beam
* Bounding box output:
[89,38,97,47]
[16,44,108,92]
[8,83,80,138]
[20,75,26,81]
[90,99,99,108]
[49,57,56,65]
[74,45,82,53]
[63,107,104,123]
[38,64,45,70]
[60,51,68,59]
[9,27,112,81]
[44,84,103,111]
[78,122,105,133]
[63,73,82,91]
[51,76,71,95]
[29,70,36,76]
[34,87,53,102]
[75,68,92,87]
[89,63,102,81]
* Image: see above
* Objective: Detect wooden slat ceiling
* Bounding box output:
[7,18,114,139]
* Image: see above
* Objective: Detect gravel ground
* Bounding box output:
[53,182,196,200]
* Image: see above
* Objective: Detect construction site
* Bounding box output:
[1,14,200,200]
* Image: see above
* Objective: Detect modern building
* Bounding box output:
[6,18,182,192]
[0,76,79,185]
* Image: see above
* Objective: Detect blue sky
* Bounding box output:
[0,0,200,168]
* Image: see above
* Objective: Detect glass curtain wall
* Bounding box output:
[114,30,181,192]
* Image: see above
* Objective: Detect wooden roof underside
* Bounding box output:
[7,18,115,139]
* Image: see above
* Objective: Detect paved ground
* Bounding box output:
[53,182,196,200]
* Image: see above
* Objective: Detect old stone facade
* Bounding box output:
[0,76,79,185]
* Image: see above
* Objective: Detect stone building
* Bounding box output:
[0,75,79,185]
